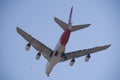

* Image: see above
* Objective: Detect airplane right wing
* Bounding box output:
[62,45,111,61]
[16,27,53,61]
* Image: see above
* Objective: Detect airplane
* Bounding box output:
[16,6,111,77]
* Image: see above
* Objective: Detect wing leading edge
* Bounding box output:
[62,44,111,61]
[16,27,53,61]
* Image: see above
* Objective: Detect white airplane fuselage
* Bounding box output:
[46,29,71,76]
[46,6,73,76]
[16,6,111,77]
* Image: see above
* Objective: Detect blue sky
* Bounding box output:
[0,0,120,80]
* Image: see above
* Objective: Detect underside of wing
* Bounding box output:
[62,44,111,61]
[16,27,53,61]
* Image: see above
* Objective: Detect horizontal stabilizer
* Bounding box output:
[54,17,90,32]
[54,17,68,31]
[71,24,91,32]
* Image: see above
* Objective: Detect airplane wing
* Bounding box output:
[62,45,111,61]
[16,27,53,61]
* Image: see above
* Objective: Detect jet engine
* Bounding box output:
[70,58,75,66]
[25,42,31,51]
[85,54,91,62]
[36,52,41,60]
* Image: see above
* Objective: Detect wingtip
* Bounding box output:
[87,24,91,27]
[16,26,20,31]
[16,26,22,33]
[16,26,19,30]
[107,44,111,48]
[88,24,91,26]
[105,44,111,49]
[54,17,57,20]
[85,24,91,28]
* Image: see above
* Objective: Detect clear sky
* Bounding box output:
[0,0,120,80]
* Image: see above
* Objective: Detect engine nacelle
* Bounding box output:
[25,43,31,51]
[70,58,75,66]
[85,54,91,62]
[36,52,41,60]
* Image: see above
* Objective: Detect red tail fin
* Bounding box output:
[68,6,73,25]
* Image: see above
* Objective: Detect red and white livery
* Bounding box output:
[16,6,111,76]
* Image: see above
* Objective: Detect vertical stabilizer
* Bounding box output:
[54,6,90,32]
[68,6,73,26]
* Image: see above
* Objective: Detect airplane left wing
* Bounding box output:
[62,45,111,61]
[16,27,53,61]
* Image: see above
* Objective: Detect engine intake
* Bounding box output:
[36,52,41,60]
[70,58,75,66]
[25,42,31,51]
[85,54,91,62]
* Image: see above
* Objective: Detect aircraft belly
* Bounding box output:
[46,61,56,76]
[46,45,65,76]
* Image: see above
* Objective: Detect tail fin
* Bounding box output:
[54,6,73,31]
[68,6,73,26]
[54,6,91,32]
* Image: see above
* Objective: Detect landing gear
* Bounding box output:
[47,74,50,77]
[61,53,67,60]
